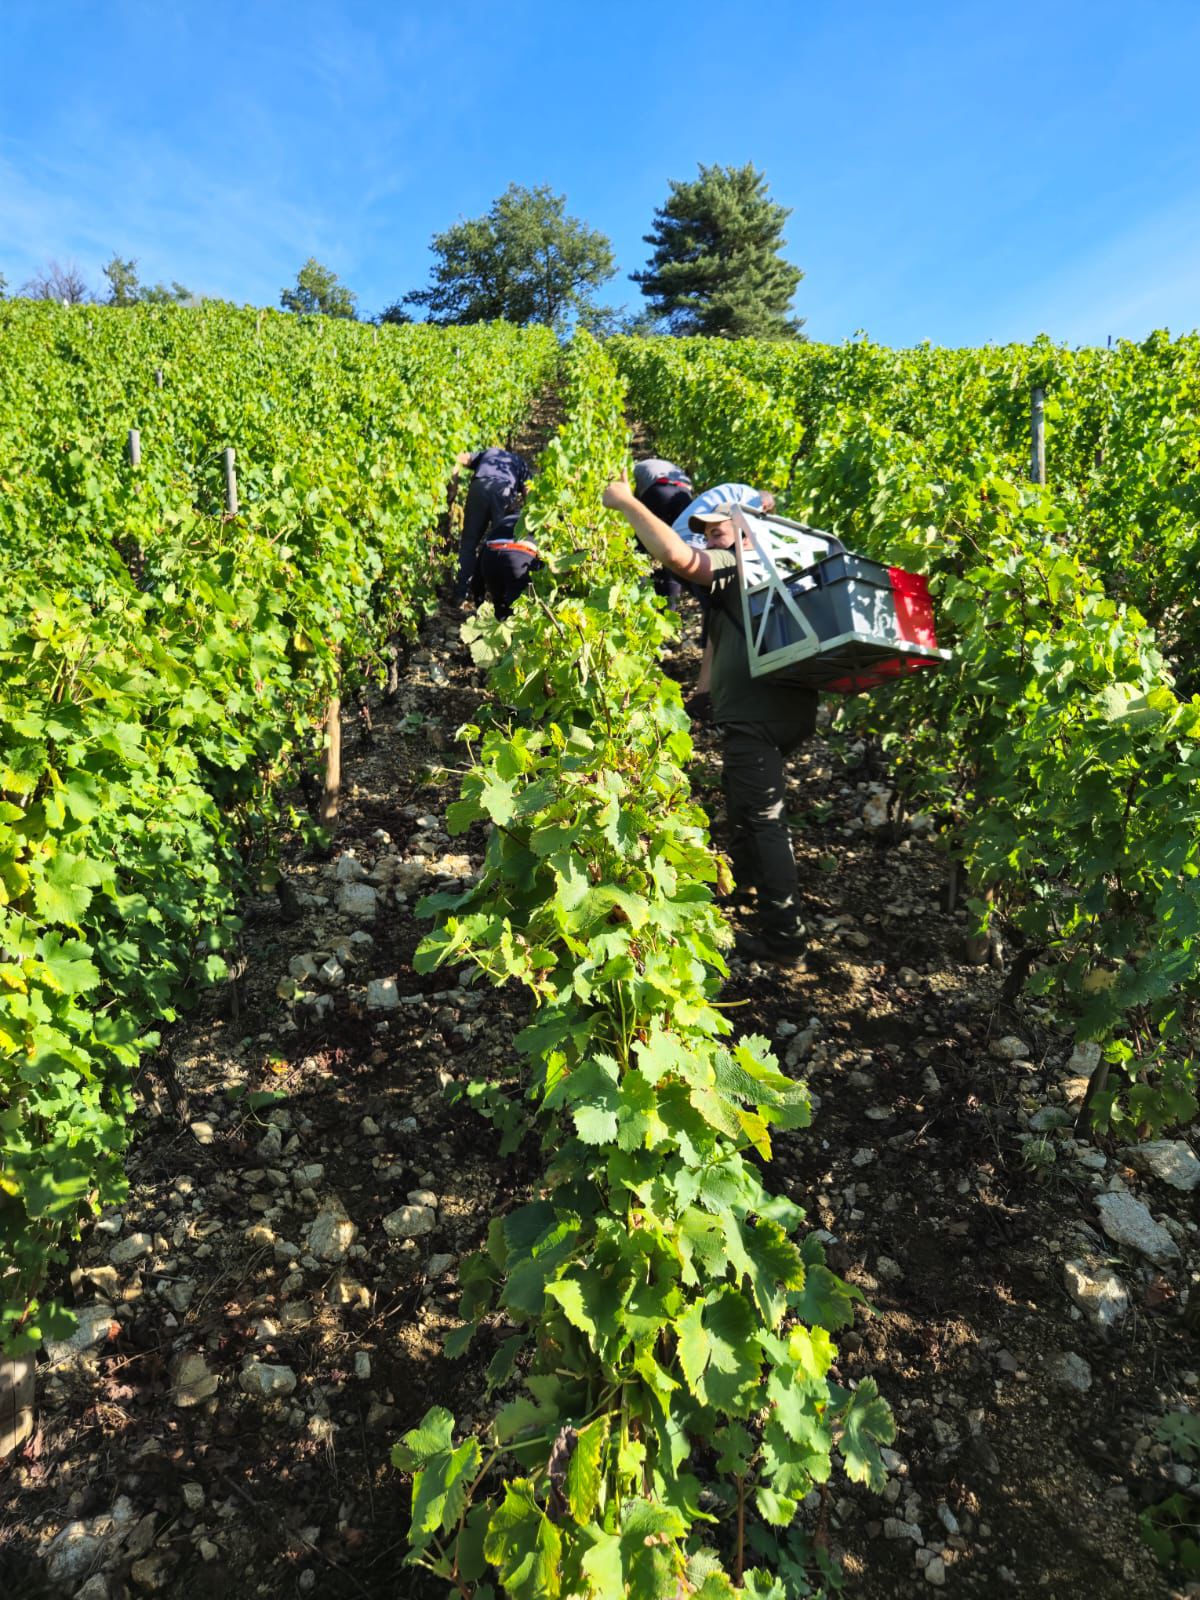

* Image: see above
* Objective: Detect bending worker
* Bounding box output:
[451,446,533,605]
[603,472,811,966]
[632,458,693,608]
[475,504,541,620]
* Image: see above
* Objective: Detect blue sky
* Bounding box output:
[2,0,1198,347]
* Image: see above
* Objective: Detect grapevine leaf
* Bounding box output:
[789,1260,863,1331]
[1155,1413,1200,1462]
[544,1276,595,1338]
[33,852,105,925]
[581,1528,622,1596]
[573,1102,618,1145]
[676,1299,710,1397]
[566,1415,609,1524]
[753,1485,799,1528]
[712,1422,755,1478]
[742,1218,806,1324]
[619,1498,687,1596]
[486,1334,526,1391]
[37,933,100,995]
[482,1479,562,1600]
[410,1437,481,1543]
[838,1377,896,1490]
[742,1569,788,1598]
[443,1320,478,1360]
[391,1405,455,1471]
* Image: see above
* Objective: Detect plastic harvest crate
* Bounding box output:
[730,506,951,695]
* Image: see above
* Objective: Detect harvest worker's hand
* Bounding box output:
[602,472,636,511]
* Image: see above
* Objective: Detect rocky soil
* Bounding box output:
[2,598,1199,1600]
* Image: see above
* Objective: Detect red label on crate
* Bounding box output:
[826,656,941,695]
[888,568,937,648]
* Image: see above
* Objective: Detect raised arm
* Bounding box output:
[602,474,716,587]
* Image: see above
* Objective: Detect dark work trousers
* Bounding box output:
[480,544,540,619]
[652,567,683,608]
[454,479,511,601]
[719,721,806,939]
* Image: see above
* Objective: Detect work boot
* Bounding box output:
[716,882,757,911]
[733,926,807,967]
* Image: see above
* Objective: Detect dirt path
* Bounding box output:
[3,572,1197,1599]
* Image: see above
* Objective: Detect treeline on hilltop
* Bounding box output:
[2,162,805,340]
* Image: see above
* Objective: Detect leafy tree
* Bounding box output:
[102,255,193,307]
[21,260,90,304]
[103,254,140,305]
[280,257,357,319]
[404,184,614,328]
[632,163,804,339]
[377,300,412,326]
[139,280,194,305]
[575,301,663,340]
[0,272,8,298]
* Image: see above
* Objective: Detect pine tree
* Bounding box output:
[632,164,804,339]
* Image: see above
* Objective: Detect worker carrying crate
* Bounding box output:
[602,471,949,967]
[728,504,951,694]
